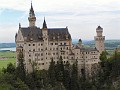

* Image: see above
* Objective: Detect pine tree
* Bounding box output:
[16,51,26,81]
[63,61,71,90]
[48,58,56,86]
[70,60,79,90]
[55,56,64,82]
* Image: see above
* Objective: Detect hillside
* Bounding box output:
[0,43,16,48]
[73,39,120,50]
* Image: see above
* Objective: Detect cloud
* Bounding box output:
[0,0,120,42]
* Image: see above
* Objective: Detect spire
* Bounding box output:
[28,1,36,27]
[29,1,35,17]
[96,25,103,30]
[19,23,21,29]
[43,17,47,29]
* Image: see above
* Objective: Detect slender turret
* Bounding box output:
[94,26,105,53]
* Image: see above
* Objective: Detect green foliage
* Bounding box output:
[0,83,14,90]
[100,51,108,61]
[0,51,16,69]
[0,59,16,69]
[111,52,120,78]
[4,63,15,74]
[55,56,64,82]
[16,51,26,81]
[48,58,56,86]
[63,62,70,90]
[0,50,120,90]
[70,61,79,90]
[0,51,15,58]
[0,73,29,90]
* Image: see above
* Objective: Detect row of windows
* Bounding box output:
[28,61,69,66]
[29,52,59,57]
[29,47,69,52]
[29,56,69,61]
[71,56,97,59]
[28,42,68,47]
[60,47,69,50]
[29,43,43,46]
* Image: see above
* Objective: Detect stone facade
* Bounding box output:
[15,3,105,76]
[94,26,105,53]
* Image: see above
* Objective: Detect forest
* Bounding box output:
[0,51,120,90]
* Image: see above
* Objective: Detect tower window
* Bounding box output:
[51,43,53,45]
[33,49,35,51]
[66,47,68,50]
[55,43,58,45]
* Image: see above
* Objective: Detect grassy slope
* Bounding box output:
[0,51,16,69]
[0,59,16,69]
[0,51,16,58]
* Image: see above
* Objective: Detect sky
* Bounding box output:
[0,0,120,43]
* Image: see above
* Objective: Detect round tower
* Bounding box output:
[94,26,105,53]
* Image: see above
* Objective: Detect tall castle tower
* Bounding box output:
[94,26,105,53]
[28,2,36,27]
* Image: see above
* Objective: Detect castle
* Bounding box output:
[15,3,105,76]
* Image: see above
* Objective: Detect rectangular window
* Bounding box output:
[55,43,58,45]
[51,43,53,45]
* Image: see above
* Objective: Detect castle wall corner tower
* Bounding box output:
[94,26,105,53]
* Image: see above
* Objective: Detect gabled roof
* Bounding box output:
[19,27,71,41]
[20,27,43,41]
[48,28,71,41]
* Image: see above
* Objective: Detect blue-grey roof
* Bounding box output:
[19,27,71,41]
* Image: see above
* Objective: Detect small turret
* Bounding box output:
[77,39,83,48]
[42,17,48,37]
[19,23,21,29]
[42,17,47,29]
[96,26,103,36]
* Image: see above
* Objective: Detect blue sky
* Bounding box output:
[0,0,120,42]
